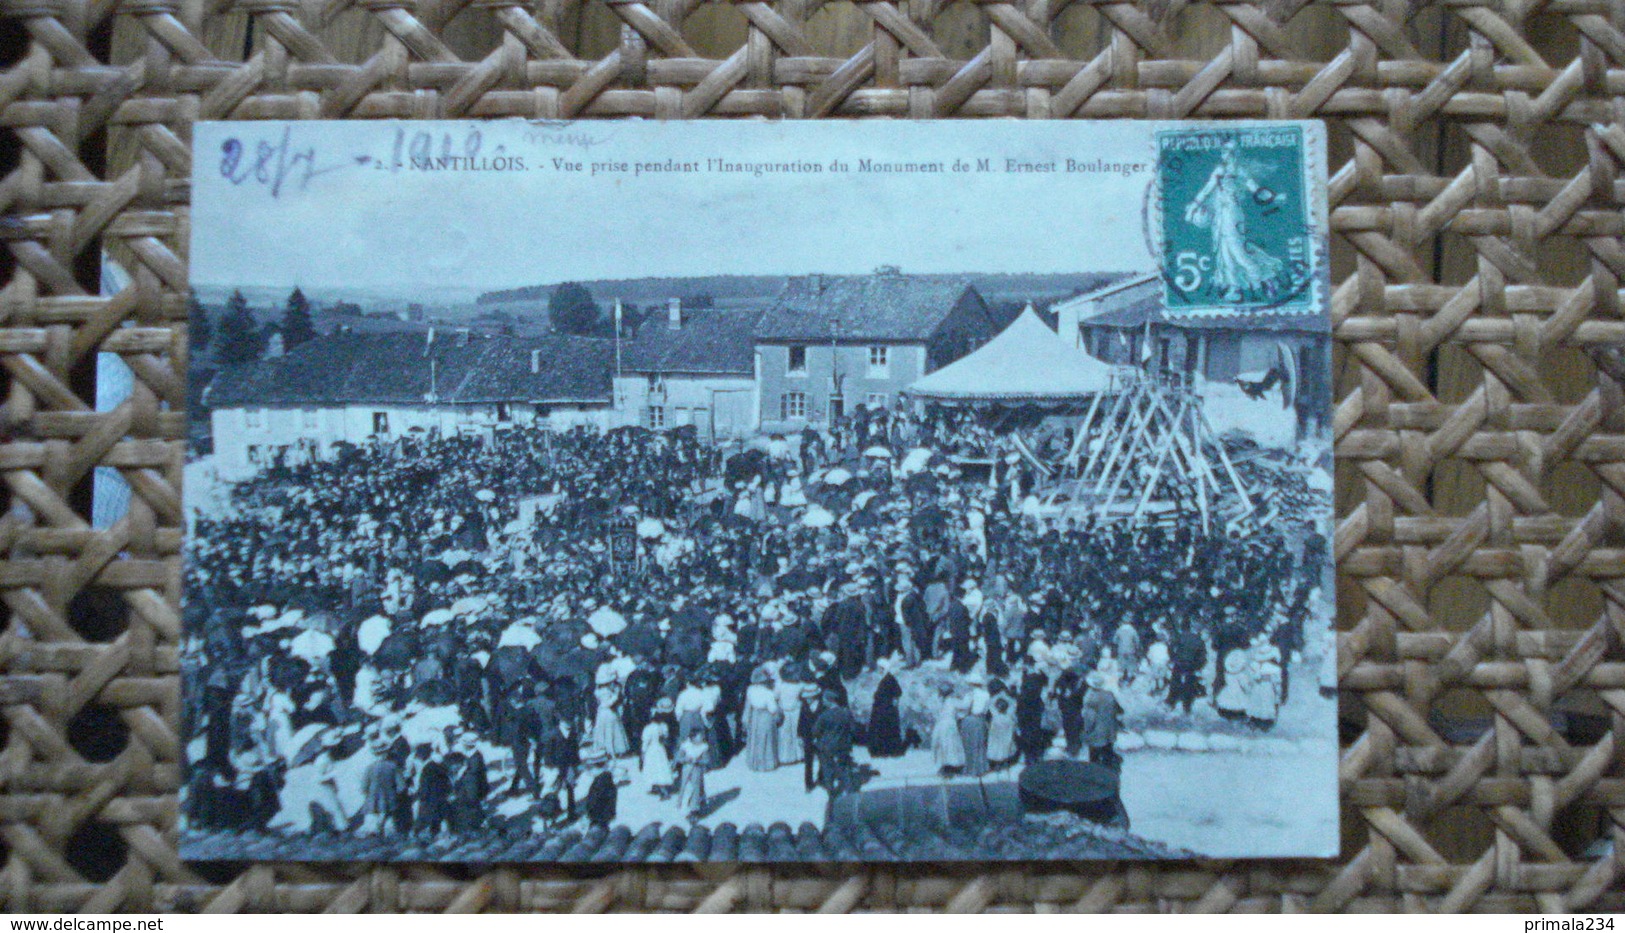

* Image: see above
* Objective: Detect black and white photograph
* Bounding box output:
[180,119,1336,863]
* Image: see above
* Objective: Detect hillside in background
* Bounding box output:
[478,271,1132,311]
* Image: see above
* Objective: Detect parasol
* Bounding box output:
[396,705,462,749]
[821,467,854,486]
[245,612,302,639]
[587,605,628,637]
[899,447,933,476]
[357,615,391,655]
[801,505,837,528]
[422,608,455,627]
[615,621,663,658]
[437,548,473,566]
[724,449,770,485]
[497,621,542,649]
[288,628,336,661]
[451,594,489,617]
[863,446,894,459]
[636,518,666,539]
[474,489,496,502]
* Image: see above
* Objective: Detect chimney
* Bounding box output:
[457,327,471,347]
[667,297,682,330]
[810,273,825,295]
[530,349,541,374]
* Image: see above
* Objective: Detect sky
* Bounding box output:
[191,120,1228,294]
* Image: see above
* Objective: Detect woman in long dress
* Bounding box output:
[1246,641,1282,729]
[1215,649,1251,721]
[986,690,1018,769]
[930,688,967,775]
[866,661,906,758]
[641,699,676,796]
[774,666,805,764]
[675,728,710,819]
[591,681,631,758]
[959,675,991,777]
[743,669,780,772]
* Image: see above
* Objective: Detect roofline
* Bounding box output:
[214,395,611,408]
[1082,317,1325,334]
[1054,272,1159,308]
[620,367,754,376]
[753,336,930,344]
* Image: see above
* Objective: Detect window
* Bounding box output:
[780,392,807,420]
[247,444,263,464]
[828,396,844,421]
[647,406,666,429]
[787,346,807,375]
[373,412,390,434]
[868,345,889,376]
[301,409,319,429]
[245,409,264,431]
[866,392,889,410]
[496,402,512,422]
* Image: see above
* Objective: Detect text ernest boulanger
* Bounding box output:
[404,154,1153,177]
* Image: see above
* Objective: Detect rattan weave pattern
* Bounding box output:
[1,0,1623,912]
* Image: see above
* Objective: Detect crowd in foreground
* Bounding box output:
[182,402,1328,839]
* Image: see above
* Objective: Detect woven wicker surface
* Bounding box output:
[2,0,1624,913]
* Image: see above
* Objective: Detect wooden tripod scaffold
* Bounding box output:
[1059,373,1255,533]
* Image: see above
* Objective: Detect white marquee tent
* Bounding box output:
[905,306,1116,402]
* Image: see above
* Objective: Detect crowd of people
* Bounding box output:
[182,401,1326,841]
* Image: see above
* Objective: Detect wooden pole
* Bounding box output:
[1130,404,1182,523]
[1065,390,1104,469]
[1079,387,1131,486]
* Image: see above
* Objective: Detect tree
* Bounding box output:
[187,291,212,354]
[548,282,600,335]
[281,286,317,349]
[214,289,265,364]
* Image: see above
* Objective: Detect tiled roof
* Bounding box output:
[621,310,763,375]
[755,273,985,342]
[204,331,614,408]
[179,813,1178,863]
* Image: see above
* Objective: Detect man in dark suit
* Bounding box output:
[620,661,660,759]
[797,686,825,791]
[581,750,618,829]
[812,690,858,796]
[496,684,540,795]
[540,717,580,819]
[942,597,976,674]
[896,572,931,667]
[412,745,451,839]
[448,733,488,833]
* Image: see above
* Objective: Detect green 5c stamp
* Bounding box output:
[1156,125,1313,314]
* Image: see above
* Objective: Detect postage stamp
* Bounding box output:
[1155,125,1314,315]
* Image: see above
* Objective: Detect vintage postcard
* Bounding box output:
[180,120,1336,863]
